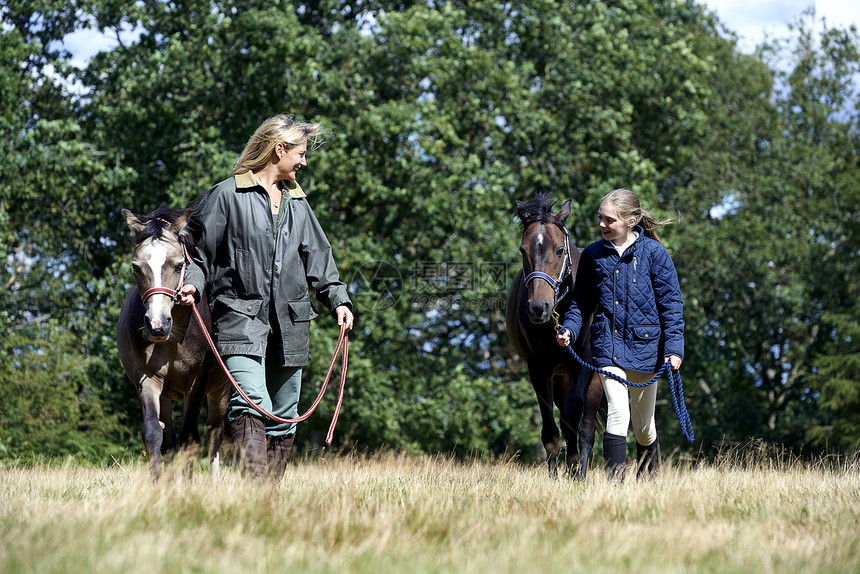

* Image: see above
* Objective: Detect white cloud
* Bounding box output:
[701,0,860,52]
[62,24,144,68]
[63,28,121,68]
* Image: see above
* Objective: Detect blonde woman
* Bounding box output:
[556,189,683,481]
[181,114,353,480]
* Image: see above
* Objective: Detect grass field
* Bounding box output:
[1,449,858,573]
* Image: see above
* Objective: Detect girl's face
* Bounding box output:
[598,201,634,244]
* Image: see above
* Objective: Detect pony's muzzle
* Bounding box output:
[145,313,173,341]
[527,298,552,324]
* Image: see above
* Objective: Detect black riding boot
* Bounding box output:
[636,436,660,481]
[603,432,628,483]
[228,414,267,480]
[266,433,295,481]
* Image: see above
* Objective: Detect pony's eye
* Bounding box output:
[131,264,140,275]
[174,263,184,273]
[556,246,565,257]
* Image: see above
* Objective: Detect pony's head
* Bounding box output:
[515,193,572,324]
[123,208,197,342]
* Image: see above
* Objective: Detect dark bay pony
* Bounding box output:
[116,207,228,479]
[506,193,604,478]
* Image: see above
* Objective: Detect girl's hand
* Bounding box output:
[556,329,571,347]
[664,355,682,370]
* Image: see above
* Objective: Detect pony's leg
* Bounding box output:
[176,390,201,481]
[576,372,604,480]
[159,394,177,464]
[551,370,574,475]
[139,377,164,480]
[178,376,204,449]
[529,365,561,478]
[204,370,229,478]
[562,365,585,479]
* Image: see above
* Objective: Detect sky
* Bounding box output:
[702,0,860,52]
[62,1,860,66]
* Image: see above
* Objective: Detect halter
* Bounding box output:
[139,223,190,304]
[523,223,572,307]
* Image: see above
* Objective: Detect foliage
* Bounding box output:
[0,321,129,461]
[669,10,860,452]
[1,0,858,462]
[0,0,134,460]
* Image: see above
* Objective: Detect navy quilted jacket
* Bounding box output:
[562,227,684,373]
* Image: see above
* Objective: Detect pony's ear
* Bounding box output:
[515,200,532,222]
[170,209,194,241]
[554,199,572,225]
[123,209,146,236]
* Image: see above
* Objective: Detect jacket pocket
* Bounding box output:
[287,299,319,322]
[630,324,661,360]
[632,324,660,340]
[213,296,263,343]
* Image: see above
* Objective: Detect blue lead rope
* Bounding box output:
[564,345,695,443]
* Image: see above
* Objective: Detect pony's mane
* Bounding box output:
[517,192,566,231]
[137,207,202,249]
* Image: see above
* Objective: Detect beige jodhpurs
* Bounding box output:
[599,366,659,446]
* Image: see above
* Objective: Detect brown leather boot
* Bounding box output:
[266,433,295,481]
[228,414,267,480]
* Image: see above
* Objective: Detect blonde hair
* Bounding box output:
[233,114,327,175]
[601,188,677,243]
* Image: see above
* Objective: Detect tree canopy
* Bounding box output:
[1,0,858,462]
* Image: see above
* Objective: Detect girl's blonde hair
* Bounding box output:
[601,188,677,244]
[233,114,327,175]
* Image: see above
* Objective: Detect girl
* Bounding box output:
[556,189,683,480]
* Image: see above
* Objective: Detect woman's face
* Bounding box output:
[597,201,634,244]
[277,139,308,181]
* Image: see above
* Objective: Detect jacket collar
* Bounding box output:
[234,170,306,198]
[602,225,645,256]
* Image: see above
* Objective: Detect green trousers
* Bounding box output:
[224,353,302,437]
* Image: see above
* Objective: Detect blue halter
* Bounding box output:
[523,226,572,305]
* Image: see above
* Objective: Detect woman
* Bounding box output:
[556,189,683,481]
[179,114,354,480]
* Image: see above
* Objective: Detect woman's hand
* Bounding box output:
[335,305,354,332]
[177,284,196,306]
[556,328,571,347]
[664,355,682,370]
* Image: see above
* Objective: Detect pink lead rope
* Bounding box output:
[192,303,350,446]
[151,238,349,446]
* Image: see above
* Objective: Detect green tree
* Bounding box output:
[673,10,860,452]
[0,0,131,460]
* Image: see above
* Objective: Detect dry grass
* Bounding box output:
[1,450,858,573]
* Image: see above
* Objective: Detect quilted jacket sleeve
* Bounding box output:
[562,248,598,344]
[651,245,684,360]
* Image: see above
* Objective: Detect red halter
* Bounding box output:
[139,243,190,304]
